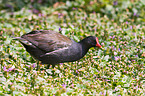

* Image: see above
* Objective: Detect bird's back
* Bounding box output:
[21,30,73,53]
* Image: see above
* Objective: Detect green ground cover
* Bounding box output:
[0,0,145,95]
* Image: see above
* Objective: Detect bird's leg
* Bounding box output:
[46,64,51,69]
[44,64,55,76]
[75,60,80,75]
[52,64,55,68]
[76,61,78,73]
[45,64,55,69]
[57,64,60,70]
[36,61,41,71]
[52,65,55,76]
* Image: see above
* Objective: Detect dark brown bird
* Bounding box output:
[14,30,102,67]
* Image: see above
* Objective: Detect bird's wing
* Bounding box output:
[21,30,73,52]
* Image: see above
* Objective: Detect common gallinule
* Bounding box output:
[15,30,102,67]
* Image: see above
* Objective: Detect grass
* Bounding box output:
[0,0,145,95]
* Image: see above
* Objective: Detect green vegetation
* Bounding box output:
[0,0,145,95]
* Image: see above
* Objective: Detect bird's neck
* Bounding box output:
[79,41,91,57]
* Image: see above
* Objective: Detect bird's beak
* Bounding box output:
[96,37,104,50]
[96,43,104,50]
[96,43,102,48]
[96,37,102,48]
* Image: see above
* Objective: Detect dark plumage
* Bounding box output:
[14,30,102,66]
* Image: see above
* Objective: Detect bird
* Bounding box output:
[14,30,102,68]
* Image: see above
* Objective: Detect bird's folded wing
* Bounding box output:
[21,30,73,53]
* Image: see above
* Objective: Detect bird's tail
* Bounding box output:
[13,37,32,46]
